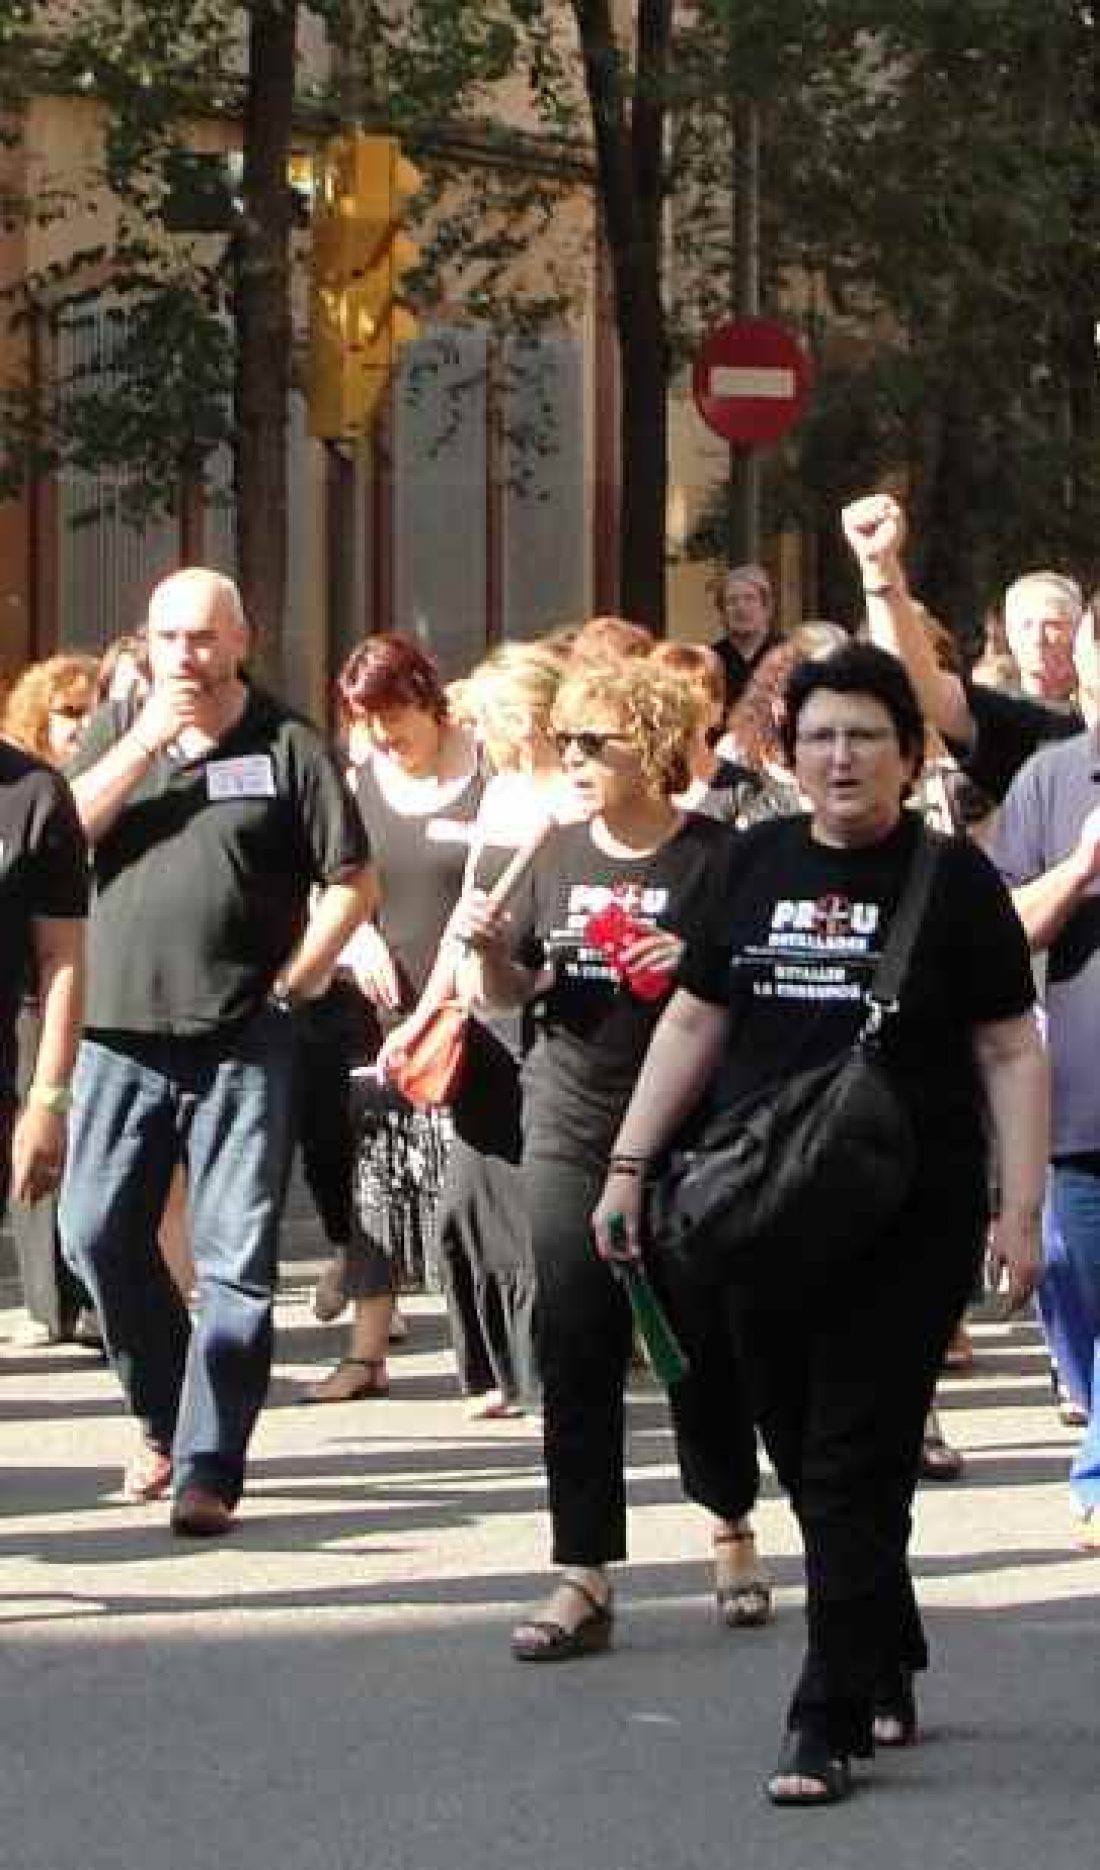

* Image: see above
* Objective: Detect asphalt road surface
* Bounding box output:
[2,1251,1098,1870]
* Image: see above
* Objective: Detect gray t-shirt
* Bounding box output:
[989,729,1100,1155]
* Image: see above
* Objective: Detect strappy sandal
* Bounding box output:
[714,1527,773,1629]
[122,1443,173,1502]
[765,1727,852,1808]
[918,1413,963,1482]
[300,1357,390,1404]
[511,1576,614,1663]
[872,1666,918,1747]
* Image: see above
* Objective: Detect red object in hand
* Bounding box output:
[585,902,672,1002]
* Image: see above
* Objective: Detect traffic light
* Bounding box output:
[306,132,422,440]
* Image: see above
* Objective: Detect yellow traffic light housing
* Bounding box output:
[306,132,422,441]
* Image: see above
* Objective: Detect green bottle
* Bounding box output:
[606,1216,690,1391]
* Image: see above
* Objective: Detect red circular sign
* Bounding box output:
[692,318,812,448]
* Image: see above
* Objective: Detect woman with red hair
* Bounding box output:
[304,634,484,1402]
[2,656,97,1344]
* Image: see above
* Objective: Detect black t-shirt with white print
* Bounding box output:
[511,813,737,1161]
[680,810,1035,1188]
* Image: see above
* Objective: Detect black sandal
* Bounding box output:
[919,1409,963,1482]
[765,1728,852,1808]
[511,1577,614,1663]
[872,1667,918,1747]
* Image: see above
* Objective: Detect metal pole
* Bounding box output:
[729,94,760,563]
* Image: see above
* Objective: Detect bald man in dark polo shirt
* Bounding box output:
[60,569,375,1536]
[0,738,87,1217]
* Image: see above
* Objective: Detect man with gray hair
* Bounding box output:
[710,562,783,706]
[61,567,374,1535]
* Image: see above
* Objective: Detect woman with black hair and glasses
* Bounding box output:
[591,643,1046,1809]
[453,658,770,1663]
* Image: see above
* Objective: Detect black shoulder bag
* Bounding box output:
[646,828,941,1294]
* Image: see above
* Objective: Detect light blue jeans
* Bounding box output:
[60,1009,296,1505]
[1043,1164,1100,1511]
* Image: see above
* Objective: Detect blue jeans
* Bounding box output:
[1046,1162,1100,1510]
[60,1010,297,1505]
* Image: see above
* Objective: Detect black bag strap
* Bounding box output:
[863,825,941,1028]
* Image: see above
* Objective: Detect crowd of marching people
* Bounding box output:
[2,486,1098,1809]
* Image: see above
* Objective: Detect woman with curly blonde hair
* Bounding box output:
[3,655,98,767]
[569,614,655,665]
[453,655,770,1659]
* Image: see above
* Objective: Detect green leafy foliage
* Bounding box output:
[2,0,1098,636]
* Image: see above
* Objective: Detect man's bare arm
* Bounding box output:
[1010,803,1100,951]
[71,679,209,844]
[274,868,378,1003]
[842,494,975,747]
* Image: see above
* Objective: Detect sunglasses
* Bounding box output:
[551,729,632,760]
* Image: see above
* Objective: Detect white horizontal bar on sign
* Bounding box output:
[710,366,795,400]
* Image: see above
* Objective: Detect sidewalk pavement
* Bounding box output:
[2,1241,1099,1870]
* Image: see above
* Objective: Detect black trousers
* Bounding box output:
[525,1151,760,1566]
[436,1137,539,1407]
[295,982,379,1248]
[732,1177,985,1758]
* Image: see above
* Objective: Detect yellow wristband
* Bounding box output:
[28,1083,72,1114]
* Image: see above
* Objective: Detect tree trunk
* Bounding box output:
[618,300,668,630]
[573,0,672,633]
[234,0,297,684]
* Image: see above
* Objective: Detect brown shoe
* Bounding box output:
[300,1356,389,1404]
[170,1486,235,1538]
[123,1444,173,1503]
[943,1322,975,1372]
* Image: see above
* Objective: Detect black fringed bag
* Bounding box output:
[646,831,940,1292]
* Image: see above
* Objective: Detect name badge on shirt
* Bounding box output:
[206,755,276,801]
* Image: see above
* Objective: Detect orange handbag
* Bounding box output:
[388,997,470,1109]
[387,820,552,1111]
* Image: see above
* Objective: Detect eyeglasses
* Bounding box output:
[795,727,896,752]
[551,729,632,760]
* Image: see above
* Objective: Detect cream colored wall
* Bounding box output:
[23,93,243,282]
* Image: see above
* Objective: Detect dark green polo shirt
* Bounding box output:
[70,686,369,1036]
[0,740,88,1092]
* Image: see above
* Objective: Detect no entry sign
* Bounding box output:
[692,318,812,448]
